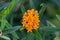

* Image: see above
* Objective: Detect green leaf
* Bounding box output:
[20,27,25,31]
[24,33,34,40]
[40,26,60,32]
[1,0,16,18]
[54,36,60,40]
[3,26,21,34]
[32,30,42,40]
[0,17,6,30]
[0,14,2,21]
[29,0,35,9]
[19,0,26,13]
[0,2,10,11]
[5,20,19,39]
[46,20,56,27]
[0,0,17,30]
[13,37,17,40]
[1,35,10,40]
[1,20,19,39]
[10,14,14,25]
[39,3,46,19]
[49,18,60,27]
[56,15,60,21]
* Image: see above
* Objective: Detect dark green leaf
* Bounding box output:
[24,33,34,40]
[0,2,10,11]
[19,0,26,13]
[29,0,35,9]
[32,30,42,40]
[40,27,60,32]
[3,26,21,34]
[5,20,19,39]
[39,3,46,19]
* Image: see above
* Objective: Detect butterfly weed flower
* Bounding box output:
[22,9,40,32]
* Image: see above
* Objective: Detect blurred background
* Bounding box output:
[0,0,60,40]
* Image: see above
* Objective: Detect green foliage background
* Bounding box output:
[0,0,60,40]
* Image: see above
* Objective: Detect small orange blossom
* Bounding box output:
[22,9,40,32]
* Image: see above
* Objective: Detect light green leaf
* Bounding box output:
[0,17,6,30]
[54,36,60,40]
[1,0,16,18]
[0,0,17,30]
[46,20,56,27]
[1,35,10,40]
[56,15,60,21]
[20,27,25,31]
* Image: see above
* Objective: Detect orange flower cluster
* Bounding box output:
[22,9,40,32]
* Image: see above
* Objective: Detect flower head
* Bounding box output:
[22,9,40,32]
